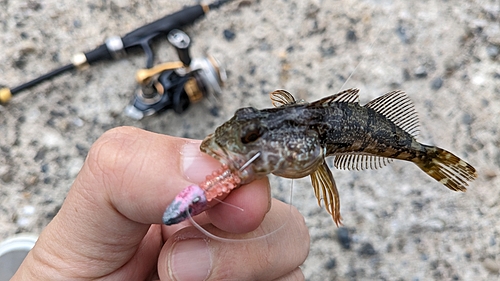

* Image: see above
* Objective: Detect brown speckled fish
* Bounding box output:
[198,88,477,226]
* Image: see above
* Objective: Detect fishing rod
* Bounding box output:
[0,0,232,118]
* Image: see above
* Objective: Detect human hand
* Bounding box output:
[12,126,310,281]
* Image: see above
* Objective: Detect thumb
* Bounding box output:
[158,199,310,281]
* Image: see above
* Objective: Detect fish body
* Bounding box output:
[199,88,476,225]
[163,88,477,226]
[202,91,417,179]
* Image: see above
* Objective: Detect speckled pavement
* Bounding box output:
[1,0,499,280]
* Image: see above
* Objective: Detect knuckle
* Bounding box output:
[86,126,140,181]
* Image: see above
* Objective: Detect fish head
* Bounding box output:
[201,106,325,183]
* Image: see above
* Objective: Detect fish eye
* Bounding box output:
[241,128,262,144]
[192,196,200,203]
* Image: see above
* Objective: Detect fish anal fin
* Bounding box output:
[270,89,297,107]
[364,90,420,137]
[334,153,393,170]
[310,88,360,106]
[310,161,342,226]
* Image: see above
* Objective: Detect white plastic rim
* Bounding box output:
[0,234,38,257]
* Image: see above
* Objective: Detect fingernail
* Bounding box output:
[182,141,220,183]
[169,239,212,281]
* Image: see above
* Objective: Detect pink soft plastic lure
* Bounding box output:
[163,164,242,225]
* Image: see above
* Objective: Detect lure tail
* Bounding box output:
[414,145,477,192]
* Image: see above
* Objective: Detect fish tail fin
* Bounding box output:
[415,145,477,192]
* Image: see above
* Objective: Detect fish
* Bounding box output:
[163,88,477,226]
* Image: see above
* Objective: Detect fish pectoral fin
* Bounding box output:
[310,161,342,226]
[270,89,297,107]
[334,153,393,170]
[310,88,360,106]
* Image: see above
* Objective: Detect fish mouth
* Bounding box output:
[201,137,259,183]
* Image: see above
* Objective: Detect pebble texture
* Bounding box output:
[1,0,499,280]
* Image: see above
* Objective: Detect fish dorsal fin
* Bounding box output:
[364,90,420,137]
[270,89,297,107]
[334,153,393,170]
[310,88,360,106]
[310,161,342,226]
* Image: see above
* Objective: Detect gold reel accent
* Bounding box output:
[135,61,184,85]
[184,77,203,103]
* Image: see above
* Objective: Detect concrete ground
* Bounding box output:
[1,0,499,280]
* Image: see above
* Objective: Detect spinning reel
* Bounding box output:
[125,29,226,120]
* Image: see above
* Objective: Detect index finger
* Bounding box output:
[77,126,271,233]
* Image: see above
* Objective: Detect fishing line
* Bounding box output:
[187,195,293,243]
[186,154,296,243]
[337,26,385,93]
[288,178,295,208]
[211,197,245,212]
